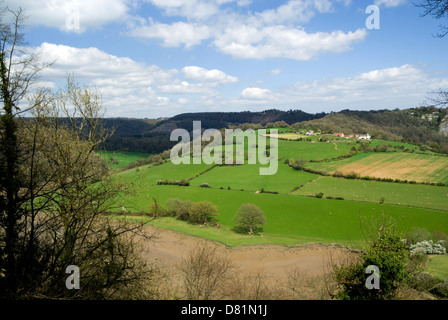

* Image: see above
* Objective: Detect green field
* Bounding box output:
[292,176,448,211]
[277,139,353,161]
[99,151,151,169]
[117,180,448,247]
[116,159,213,186]
[112,134,448,248]
[190,162,318,194]
[426,255,448,281]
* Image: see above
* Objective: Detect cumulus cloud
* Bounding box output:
[130,0,366,60]
[254,0,333,25]
[129,21,212,48]
[279,65,448,110]
[241,87,272,100]
[214,26,367,60]
[28,43,239,117]
[182,66,238,84]
[28,43,447,116]
[10,0,129,32]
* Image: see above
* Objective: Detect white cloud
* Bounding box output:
[241,87,272,100]
[374,0,407,8]
[280,65,448,110]
[214,26,367,60]
[144,0,222,20]
[10,0,129,32]
[27,43,241,117]
[130,0,365,60]
[270,69,282,76]
[255,0,333,25]
[182,66,238,84]
[129,21,212,47]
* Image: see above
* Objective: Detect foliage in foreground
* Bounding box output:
[333,218,410,300]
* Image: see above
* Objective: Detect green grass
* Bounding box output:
[426,255,448,281]
[99,151,150,169]
[111,134,448,248]
[292,176,448,211]
[115,159,213,186]
[190,162,319,194]
[277,140,353,161]
[117,183,448,247]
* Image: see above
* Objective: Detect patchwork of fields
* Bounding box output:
[108,134,448,247]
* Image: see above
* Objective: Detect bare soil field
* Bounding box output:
[138,225,360,299]
[333,153,448,183]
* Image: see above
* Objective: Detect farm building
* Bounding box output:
[358,133,371,140]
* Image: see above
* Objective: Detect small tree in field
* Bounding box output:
[189,201,219,225]
[234,204,266,234]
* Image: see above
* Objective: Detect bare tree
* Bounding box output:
[415,0,448,38]
[178,244,234,300]
[0,5,51,296]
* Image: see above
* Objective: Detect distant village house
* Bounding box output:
[333,132,371,140]
[358,133,371,140]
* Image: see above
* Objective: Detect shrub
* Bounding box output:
[200,183,211,188]
[432,231,448,243]
[166,198,182,216]
[405,228,432,246]
[409,240,447,256]
[332,171,344,178]
[147,202,168,218]
[174,199,195,221]
[315,192,324,199]
[333,232,409,300]
[188,201,219,225]
[333,217,409,300]
[431,281,448,298]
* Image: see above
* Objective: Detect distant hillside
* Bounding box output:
[99,107,448,154]
[152,109,326,132]
[299,107,448,153]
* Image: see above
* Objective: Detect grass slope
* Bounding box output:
[293,176,448,211]
[118,183,448,247]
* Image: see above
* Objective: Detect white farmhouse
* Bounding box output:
[358,133,371,140]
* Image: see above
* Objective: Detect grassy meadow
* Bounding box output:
[99,151,150,169]
[110,130,448,248]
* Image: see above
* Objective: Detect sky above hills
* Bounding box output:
[10,0,448,118]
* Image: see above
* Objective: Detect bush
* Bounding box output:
[432,231,448,243]
[333,223,409,300]
[409,240,446,256]
[147,202,168,218]
[200,183,211,188]
[173,199,195,221]
[188,201,219,225]
[431,281,448,298]
[315,192,324,199]
[405,228,432,246]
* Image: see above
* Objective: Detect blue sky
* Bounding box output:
[11,0,448,118]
